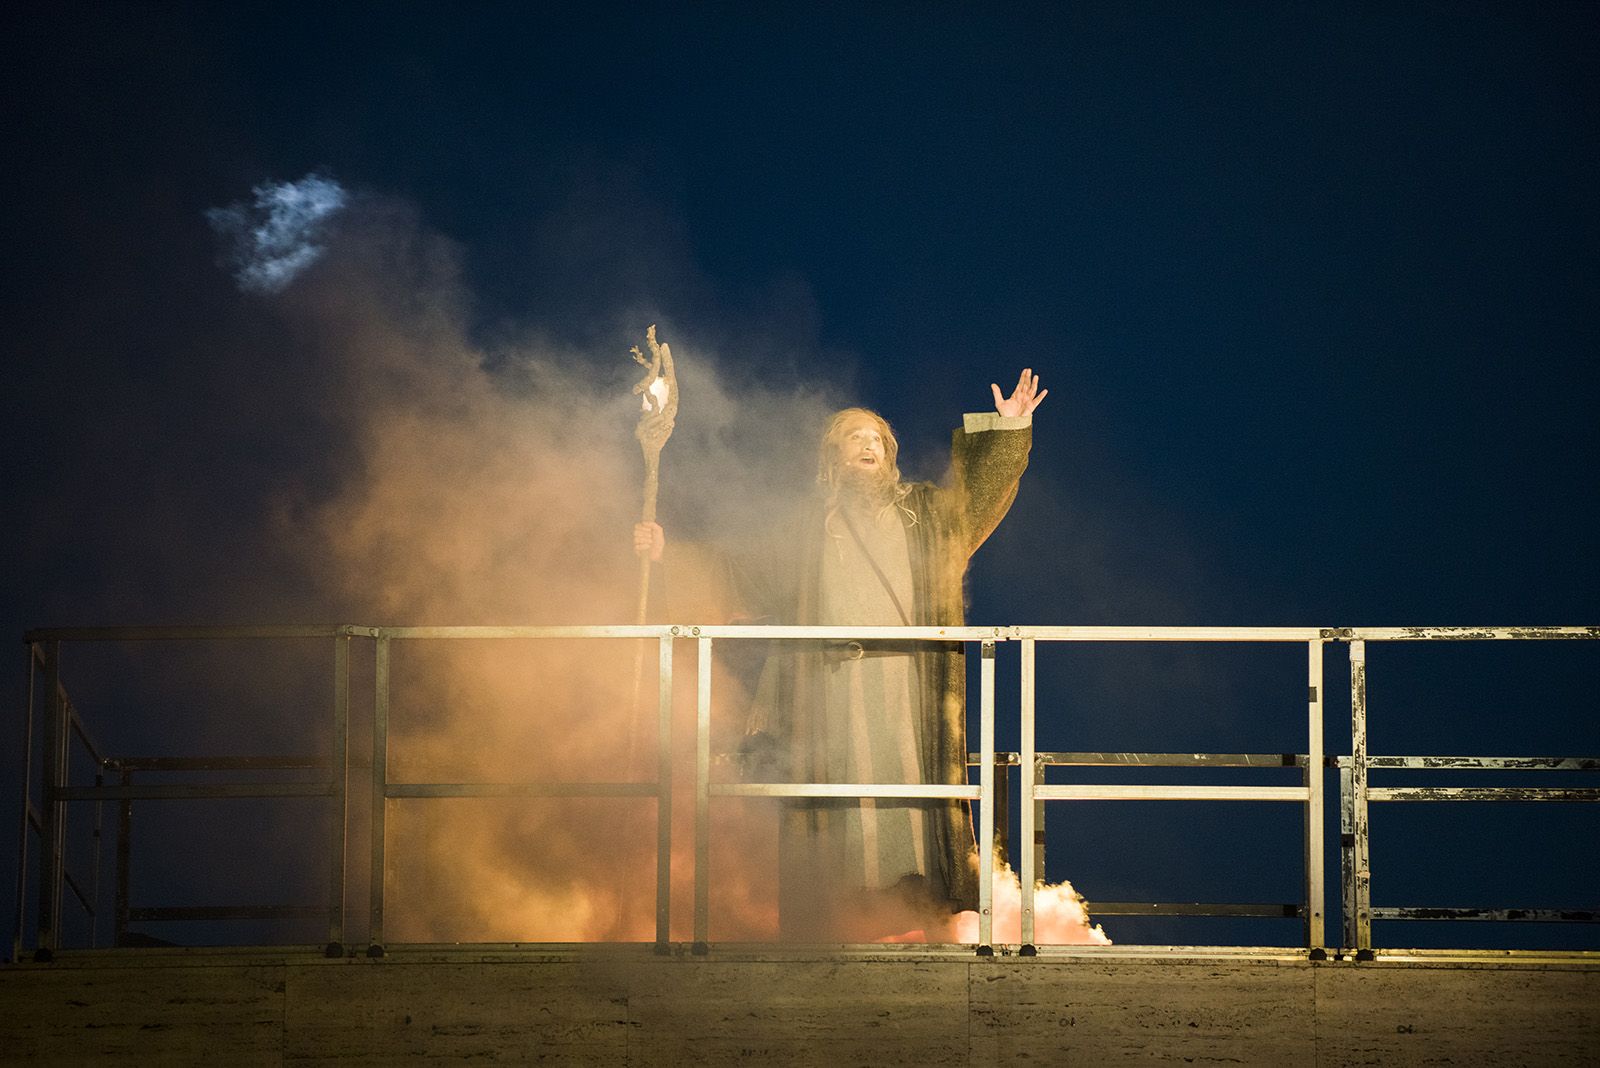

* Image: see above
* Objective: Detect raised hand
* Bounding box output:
[991,368,1048,418]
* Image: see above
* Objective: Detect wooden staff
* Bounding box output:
[614,326,678,937]
[631,324,678,623]
[628,325,677,772]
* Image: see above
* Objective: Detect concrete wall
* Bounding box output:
[2,948,1596,1065]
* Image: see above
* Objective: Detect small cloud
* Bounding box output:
[207,173,348,294]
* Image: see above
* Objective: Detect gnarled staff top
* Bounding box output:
[631,324,678,456]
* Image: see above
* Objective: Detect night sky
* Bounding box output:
[5,3,1596,951]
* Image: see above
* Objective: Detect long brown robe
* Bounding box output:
[729,414,1032,937]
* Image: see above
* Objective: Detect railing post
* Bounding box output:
[993,759,1010,871]
[89,769,105,948]
[12,644,39,962]
[1304,639,1326,956]
[977,639,995,953]
[36,641,65,958]
[654,634,673,951]
[368,635,389,954]
[114,769,131,949]
[1339,761,1355,949]
[327,633,349,955]
[1020,637,1037,951]
[1348,639,1372,957]
[692,634,712,953]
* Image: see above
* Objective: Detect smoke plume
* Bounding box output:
[182,179,1111,944]
[207,173,348,294]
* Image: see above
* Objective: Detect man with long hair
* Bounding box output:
[637,370,1045,939]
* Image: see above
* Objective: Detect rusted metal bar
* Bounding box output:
[1089,902,1304,917]
[1348,640,1371,954]
[1339,763,1355,951]
[1363,756,1599,770]
[1033,751,1046,915]
[1371,907,1598,922]
[1038,752,1309,767]
[1368,787,1600,802]
[1348,626,1599,641]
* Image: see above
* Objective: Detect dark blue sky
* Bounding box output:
[4,3,1596,950]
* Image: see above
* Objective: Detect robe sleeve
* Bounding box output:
[718,503,808,624]
[946,412,1033,557]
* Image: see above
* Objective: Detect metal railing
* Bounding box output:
[11,623,1598,961]
[1337,630,1600,959]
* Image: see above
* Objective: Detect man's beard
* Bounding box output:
[838,463,898,508]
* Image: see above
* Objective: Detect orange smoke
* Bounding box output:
[236,202,1106,947]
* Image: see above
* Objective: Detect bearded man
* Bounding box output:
[636,369,1046,939]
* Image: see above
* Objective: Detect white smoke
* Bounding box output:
[206,173,348,293]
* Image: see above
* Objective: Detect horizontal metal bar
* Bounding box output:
[1038,752,1307,768]
[1360,756,1600,771]
[380,624,1003,641]
[127,905,324,922]
[1087,902,1303,918]
[711,783,983,800]
[385,783,659,798]
[24,625,378,642]
[841,752,1304,769]
[1371,907,1599,923]
[108,756,332,772]
[27,623,1599,644]
[684,625,1003,641]
[1036,785,1310,802]
[1369,787,1600,802]
[1348,626,1599,641]
[53,783,336,800]
[1009,626,1325,642]
[381,625,676,640]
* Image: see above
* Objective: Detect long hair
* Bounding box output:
[817,408,916,539]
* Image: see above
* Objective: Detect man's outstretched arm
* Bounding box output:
[953,368,1047,553]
